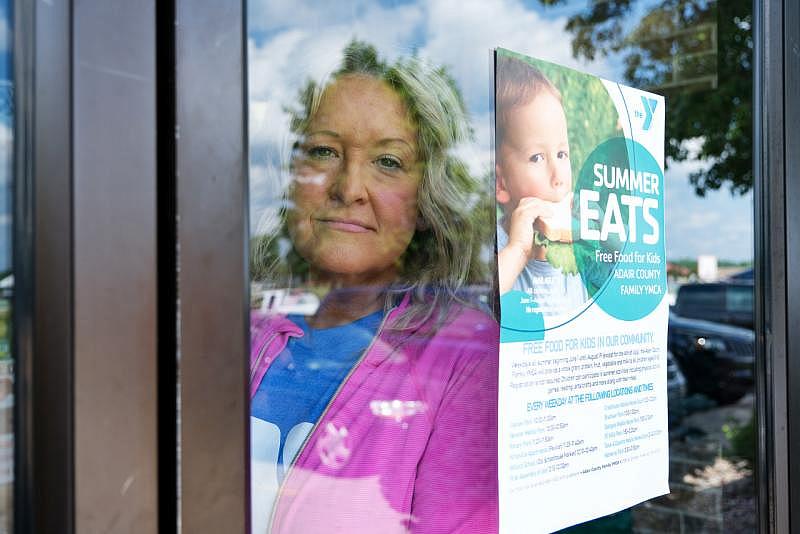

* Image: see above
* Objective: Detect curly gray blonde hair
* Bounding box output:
[253,40,493,328]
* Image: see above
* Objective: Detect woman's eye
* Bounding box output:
[375,154,403,170]
[557,150,569,160]
[307,145,339,160]
[529,153,544,163]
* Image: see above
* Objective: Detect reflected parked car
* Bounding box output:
[259,288,321,315]
[673,281,753,330]
[666,350,687,428]
[668,312,755,404]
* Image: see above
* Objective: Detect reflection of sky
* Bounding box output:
[664,158,753,262]
[0,3,11,275]
[247,0,752,262]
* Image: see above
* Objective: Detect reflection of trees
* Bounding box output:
[542,0,752,196]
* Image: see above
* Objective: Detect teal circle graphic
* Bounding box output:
[573,137,666,321]
[500,291,545,342]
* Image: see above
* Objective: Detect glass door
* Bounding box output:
[244,1,757,532]
[0,0,11,530]
[172,0,799,532]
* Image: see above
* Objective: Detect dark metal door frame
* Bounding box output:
[14,0,160,532]
[174,1,249,532]
[9,0,799,532]
[13,0,74,531]
[779,0,800,530]
[753,0,798,532]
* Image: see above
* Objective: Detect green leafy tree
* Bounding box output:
[543,0,752,196]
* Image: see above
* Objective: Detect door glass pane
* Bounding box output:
[0,0,11,531]
[247,0,755,531]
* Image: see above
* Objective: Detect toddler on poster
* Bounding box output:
[495,54,588,316]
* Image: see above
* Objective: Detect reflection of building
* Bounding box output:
[697,254,718,281]
[667,261,692,279]
[628,4,718,93]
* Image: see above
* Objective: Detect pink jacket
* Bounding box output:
[250,295,499,533]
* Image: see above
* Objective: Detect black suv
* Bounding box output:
[673,282,753,330]
[668,312,755,404]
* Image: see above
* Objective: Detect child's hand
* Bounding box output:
[506,197,554,258]
[498,197,554,294]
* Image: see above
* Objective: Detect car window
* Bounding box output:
[678,285,725,309]
[727,285,753,313]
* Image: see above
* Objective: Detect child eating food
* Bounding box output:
[495,54,588,316]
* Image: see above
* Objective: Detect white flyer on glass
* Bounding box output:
[495,48,669,533]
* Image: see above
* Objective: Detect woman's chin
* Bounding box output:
[305,254,398,287]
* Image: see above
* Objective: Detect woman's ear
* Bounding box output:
[495,163,511,204]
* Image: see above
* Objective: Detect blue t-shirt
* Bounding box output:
[497,223,588,317]
[250,310,383,532]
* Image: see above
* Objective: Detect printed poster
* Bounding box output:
[495,48,669,533]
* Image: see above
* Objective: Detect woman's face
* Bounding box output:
[288,75,422,286]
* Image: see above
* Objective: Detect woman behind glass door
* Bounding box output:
[249,41,498,533]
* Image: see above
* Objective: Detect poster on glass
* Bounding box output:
[495,47,669,534]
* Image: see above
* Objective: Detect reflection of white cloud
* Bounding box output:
[680,137,705,157]
[247,0,614,236]
[249,99,291,150]
[248,3,424,103]
[249,162,292,235]
[421,0,604,109]
[664,150,710,195]
[0,123,11,186]
[250,1,375,35]
[664,157,753,262]
[684,211,720,228]
[0,13,8,54]
[450,111,493,178]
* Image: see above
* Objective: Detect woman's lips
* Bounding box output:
[318,218,373,233]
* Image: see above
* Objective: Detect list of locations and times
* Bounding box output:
[503,331,665,494]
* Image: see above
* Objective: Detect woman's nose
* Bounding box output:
[329,156,368,204]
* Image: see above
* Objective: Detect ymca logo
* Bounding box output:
[633,96,659,131]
